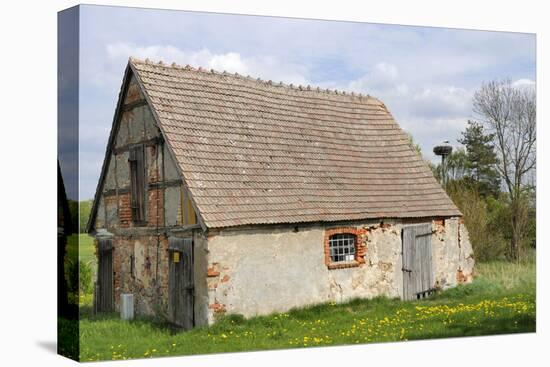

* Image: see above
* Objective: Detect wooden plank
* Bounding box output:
[408,226,415,300]
[423,233,429,292]
[417,225,423,295]
[407,227,414,300]
[129,144,146,222]
[168,250,176,322]
[97,239,114,312]
[427,224,434,290]
[402,226,415,300]
[423,223,433,292]
[122,98,147,112]
[182,188,189,225]
[181,238,194,330]
[425,235,430,291]
[168,237,194,329]
[105,250,113,311]
[401,227,407,300]
[112,136,162,155]
[416,226,423,296]
[147,179,183,189]
[412,223,433,296]
[137,144,146,222]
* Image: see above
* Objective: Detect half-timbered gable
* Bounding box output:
[88,58,474,328]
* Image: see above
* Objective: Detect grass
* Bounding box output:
[66,233,96,283]
[62,234,95,306]
[67,233,95,266]
[76,258,535,362]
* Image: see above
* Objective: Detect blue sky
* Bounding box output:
[78,5,535,200]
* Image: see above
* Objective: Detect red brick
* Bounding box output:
[207,267,220,277]
[208,302,226,313]
[324,227,366,268]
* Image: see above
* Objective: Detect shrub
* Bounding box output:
[66,259,94,295]
[79,260,93,294]
[65,259,78,295]
[448,186,507,261]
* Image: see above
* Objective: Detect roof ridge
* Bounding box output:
[128,56,376,101]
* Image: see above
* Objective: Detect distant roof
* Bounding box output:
[129,57,461,228]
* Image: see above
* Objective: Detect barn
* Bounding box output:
[87,57,474,329]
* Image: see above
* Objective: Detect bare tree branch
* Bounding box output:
[472,79,536,260]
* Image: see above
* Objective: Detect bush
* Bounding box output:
[448,186,507,261]
[486,193,536,261]
[80,260,93,294]
[66,259,94,295]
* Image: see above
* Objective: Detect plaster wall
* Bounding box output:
[203,218,474,321]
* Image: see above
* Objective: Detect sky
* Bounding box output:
[77,5,535,200]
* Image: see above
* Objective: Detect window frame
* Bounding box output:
[324,227,366,269]
[128,144,146,224]
[328,233,357,263]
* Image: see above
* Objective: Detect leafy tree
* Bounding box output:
[79,200,92,233]
[458,120,501,198]
[447,186,507,261]
[68,199,93,233]
[406,132,422,156]
[430,149,470,191]
[444,148,469,182]
[473,80,536,261]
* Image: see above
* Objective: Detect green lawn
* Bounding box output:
[67,233,95,266]
[76,259,535,362]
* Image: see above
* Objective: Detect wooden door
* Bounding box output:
[168,237,194,329]
[402,224,434,300]
[96,238,114,312]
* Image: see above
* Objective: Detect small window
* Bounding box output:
[329,233,356,262]
[129,144,145,222]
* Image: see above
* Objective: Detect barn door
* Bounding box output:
[402,223,434,300]
[96,238,114,312]
[168,237,194,329]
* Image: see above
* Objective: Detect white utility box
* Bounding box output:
[120,293,134,320]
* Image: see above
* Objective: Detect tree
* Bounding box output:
[458,120,501,198]
[444,148,469,182]
[430,149,469,190]
[406,132,422,156]
[472,80,536,261]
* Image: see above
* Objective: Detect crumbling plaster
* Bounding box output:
[201,218,474,322]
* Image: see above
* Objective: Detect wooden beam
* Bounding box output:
[129,62,209,233]
[103,187,129,196]
[121,99,147,112]
[103,179,182,197]
[113,136,163,155]
[148,178,183,189]
[103,224,202,237]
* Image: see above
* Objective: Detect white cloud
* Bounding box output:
[106,43,250,75]
[77,25,534,199]
[344,62,473,119]
[348,62,406,95]
[90,42,311,90]
[512,78,536,90]
[340,62,476,163]
[411,85,472,118]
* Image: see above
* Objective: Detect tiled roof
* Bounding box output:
[129,58,461,228]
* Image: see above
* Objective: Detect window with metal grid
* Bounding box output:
[329,233,356,262]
